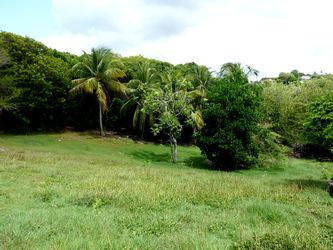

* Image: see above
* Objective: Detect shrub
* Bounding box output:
[304,92,333,149]
[195,64,262,170]
[254,126,287,168]
[261,75,333,146]
[0,32,76,132]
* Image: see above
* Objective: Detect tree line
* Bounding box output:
[1,31,332,169]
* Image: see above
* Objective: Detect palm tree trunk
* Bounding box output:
[170,134,177,164]
[99,102,105,137]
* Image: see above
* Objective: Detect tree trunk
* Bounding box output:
[170,134,177,164]
[99,102,105,137]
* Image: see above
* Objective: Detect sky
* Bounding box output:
[1,0,333,77]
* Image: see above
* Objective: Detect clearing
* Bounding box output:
[0,132,332,249]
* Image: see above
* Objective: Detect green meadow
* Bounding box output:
[0,133,332,249]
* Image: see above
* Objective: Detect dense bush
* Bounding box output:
[261,82,305,145]
[0,32,77,132]
[261,75,333,146]
[254,125,287,168]
[195,64,262,169]
[304,92,333,148]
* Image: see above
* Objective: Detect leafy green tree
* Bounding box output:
[0,47,13,112]
[261,74,333,146]
[70,48,127,136]
[304,93,333,148]
[196,63,262,169]
[261,82,305,144]
[277,70,304,84]
[0,47,9,69]
[143,72,203,163]
[0,32,74,131]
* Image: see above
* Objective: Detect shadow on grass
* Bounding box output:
[183,156,216,170]
[129,150,170,163]
[286,179,327,190]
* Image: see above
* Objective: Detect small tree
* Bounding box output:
[196,63,262,170]
[143,72,203,163]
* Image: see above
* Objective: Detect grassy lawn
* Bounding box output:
[0,132,332,249]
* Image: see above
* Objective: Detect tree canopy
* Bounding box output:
[1,31,333,166]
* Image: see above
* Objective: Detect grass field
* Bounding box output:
[0,132,332,249]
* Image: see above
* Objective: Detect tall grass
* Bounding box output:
[0,132,332,249]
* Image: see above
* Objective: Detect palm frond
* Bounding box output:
[72,61,95,78]
[107,80,129,98]
[69,77,97,95]
[191,110,204,130]
[127,79,142,89]
[108,59,125,70]
[105,67,126,80]
[97,55,106,74]
[71,78,87,85]
[120,97,137,115]
[188,89,206,99]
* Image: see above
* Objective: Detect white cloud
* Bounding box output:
[41,0,333,77]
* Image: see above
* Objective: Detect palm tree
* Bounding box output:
[70,47,127,136]
[189,64,213,94]
[187,65,212,126]
[143,71,204,163]
[218,63,259,82]
[121,61,158,137]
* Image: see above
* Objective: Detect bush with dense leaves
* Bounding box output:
[304,92,333,149]
[0,32,78,132]
[195,65,262,170]
[261,75,333,146]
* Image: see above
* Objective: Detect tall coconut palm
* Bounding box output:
[187,65,212,124]
[121,60,158,137]
[70,47,127,136]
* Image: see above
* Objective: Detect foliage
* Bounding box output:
[121,60,159,137]
[276,69,320,84]
[0,47,16,113]
[261,82,305,144]
[254,125,287,168]
[70,47,127,136]
[196,63,262,169]
[174,62,213,93]
[304,92,333,148]
[2,30,333,167]
[122,55,173,81]
[143,72,203,163]
[174,63,213,116]
[0,32,75,132]
[261,74,333,146]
